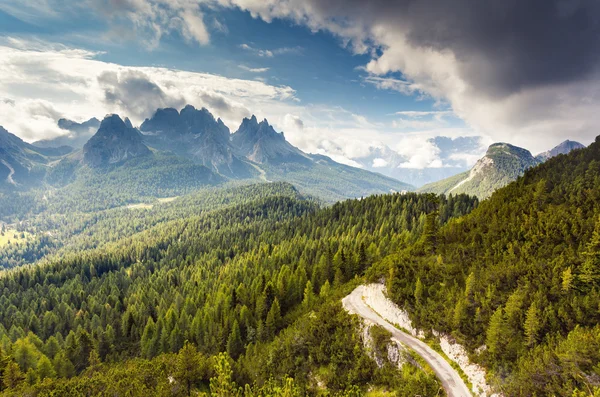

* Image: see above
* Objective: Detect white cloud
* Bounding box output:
[394,111,452,118]
[239,43,274,57]
[238,43,302,58]
[238,65,270,73]
[0,40,298,140]
[372,158,388,168]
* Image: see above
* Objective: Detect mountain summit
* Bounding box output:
[418,142,541,198]
[536,140,585,161]
[83,114,151,168]
[140,105,252,178]
[231,116,310,164]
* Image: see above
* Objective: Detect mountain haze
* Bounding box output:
[34,117,100,150]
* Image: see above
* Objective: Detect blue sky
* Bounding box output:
[0,4,444,120]
[0,0,595,182]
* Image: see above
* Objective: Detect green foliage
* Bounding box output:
[388,136,600,395]
[0,181,476,395]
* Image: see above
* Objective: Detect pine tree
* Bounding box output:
[524,302,541,346]
[36,355,56,380]
[414,278,424,304]
[53,351,75,379]
[302,281,316,310]
[486,307,507,357]
[265,298,282,338]
[2,362,23,389]
[209,353,239,397]
[141,317,158,358]
[226,320,244,359]
[175,341,203,397]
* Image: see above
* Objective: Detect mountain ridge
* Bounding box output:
[418,140,585,198]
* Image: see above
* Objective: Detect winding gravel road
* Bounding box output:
[343,285,472,397]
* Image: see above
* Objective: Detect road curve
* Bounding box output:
[343,285,472,397]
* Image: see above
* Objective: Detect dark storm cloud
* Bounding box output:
[98,70,186,120]
[262,0,600,96]
[398,0,600,96]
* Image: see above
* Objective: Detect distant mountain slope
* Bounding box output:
[230,116,413,201]
[418,143,540,198]
[535,139,585,161]
[83,114,151,168]
[0,107,412,205]
[0,126,70,189]
[34,117,100,149]
[140,105,255,178]
[231,115,311,165]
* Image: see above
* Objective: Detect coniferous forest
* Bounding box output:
[1,133,600,397]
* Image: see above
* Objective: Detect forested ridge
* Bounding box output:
[0,182,476,396]
[384,135,600,395]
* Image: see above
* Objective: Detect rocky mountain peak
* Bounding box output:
[536,140,585,161]
[83,114,151,167]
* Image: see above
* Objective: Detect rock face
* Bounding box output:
[83,115,151,168]
[418,143,541,199]
[231,116,310,165]
[34,117,100,149]
[536,140,585,161]
[140,105,252,178]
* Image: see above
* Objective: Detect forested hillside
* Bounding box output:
[2,130,599,396]
[383,136,600,395]
[0,184,476,396]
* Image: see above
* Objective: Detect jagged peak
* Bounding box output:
[100,114,126,127]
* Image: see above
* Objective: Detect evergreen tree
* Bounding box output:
[175,341,204,397]
[265,299,282,339]
[2,362,23,389]
[226,320,243,359]
[36,355,56,380]
[524,302,541,346]
[209,353,239,397]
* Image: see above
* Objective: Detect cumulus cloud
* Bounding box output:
[198,92,251,122]
[283,114,304,131]
[98,70,186,119]
[0,40,298,140]
[219,0,600,152]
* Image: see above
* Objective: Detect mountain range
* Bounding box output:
[0,105,411,207]
[1,105,586,205]
[418,140,585,198]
